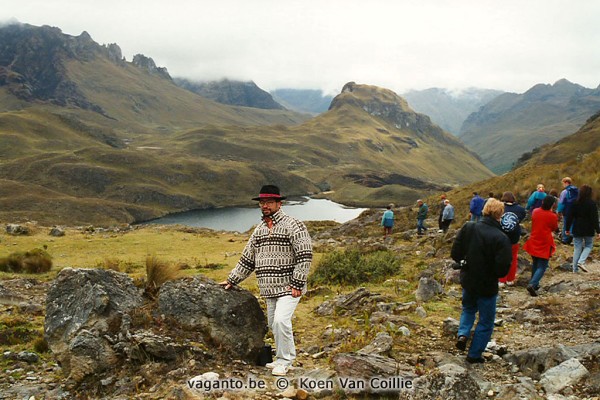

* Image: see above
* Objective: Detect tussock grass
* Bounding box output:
[145,255,182,293]
[0,248,52,273]
[98,257,122,272]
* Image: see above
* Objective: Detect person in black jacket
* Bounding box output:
[451,198,512,363]
[565,185,600,273]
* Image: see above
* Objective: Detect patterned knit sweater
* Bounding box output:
[227,210,313,298]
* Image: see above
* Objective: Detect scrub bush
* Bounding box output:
[0,248,52,273]
[309,248,401,286]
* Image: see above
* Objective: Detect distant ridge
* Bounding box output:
[174,78,285,110]
[459,79,600,173]
[271,88,333,115]
[402,87,504,135]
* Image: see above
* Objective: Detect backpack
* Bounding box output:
[564,186,579,205]
[531,197,544,210]
[501,212,519,234]
[501,211,521,244]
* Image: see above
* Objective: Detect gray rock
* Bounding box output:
[6,223,30,235]
[333,352,414,381]
[503,344,579,380]
[67,329,118,383]
[158,276,266,361]
[539,358,589,394]
[514,308,542,324]
[128,330,184,361]
[44,268,143,382]
[442,317,459,337]
[17,351,40,363]
[399,362,484,400]
[495,377,540,400]
[357,332,392,356]
[399,326,411,336]
[415,306,427,318]
[314,287,373,316]
[415,277,443,302]
[49,226,65,237]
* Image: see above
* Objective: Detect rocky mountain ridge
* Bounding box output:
[459,79,600,173]
[0,23,171,115]
[174,78,285,110]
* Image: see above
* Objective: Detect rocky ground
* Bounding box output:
[1,223,599,400]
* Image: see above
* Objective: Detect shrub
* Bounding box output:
[0,249,52,273]
[0,316,35,346]
[33,336,49,353]
[145,255,181,293]
[309,248,401,286]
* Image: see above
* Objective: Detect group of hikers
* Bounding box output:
[380,177,599,363]
[452,177,599,363]
[219,181,598,376]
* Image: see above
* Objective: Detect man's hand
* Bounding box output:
[219,280,232,290]
[289,287,302,298]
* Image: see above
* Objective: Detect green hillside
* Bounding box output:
[0,24,493,226]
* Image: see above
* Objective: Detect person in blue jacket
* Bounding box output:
[526,184,547,213]
[441,199,454,233]
[469,192,485,222]
[381,204,394,238]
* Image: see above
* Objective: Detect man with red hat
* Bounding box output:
[220,185,313,376]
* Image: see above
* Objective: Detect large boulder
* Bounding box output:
[539,358,589,394]
[503,343,600,380]
[157,276,267,361]
[44,268,144,381]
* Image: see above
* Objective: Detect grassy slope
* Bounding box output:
[0,78,493,225]
[418,113,600,222]
[68,58,309,131]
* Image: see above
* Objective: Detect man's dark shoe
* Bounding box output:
[456,335,468,351]
[466,356,485,364]
[526,285,538,297]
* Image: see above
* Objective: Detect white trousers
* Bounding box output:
[266,295,300,366]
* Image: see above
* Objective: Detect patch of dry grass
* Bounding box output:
[145,255,182,293]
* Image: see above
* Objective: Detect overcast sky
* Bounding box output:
[3,0,600,96]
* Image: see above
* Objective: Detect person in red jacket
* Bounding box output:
[523,195,559,296]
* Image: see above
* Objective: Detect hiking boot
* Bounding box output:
[456,335,468,351]
[578,263,588,273]
[526,285,538,297]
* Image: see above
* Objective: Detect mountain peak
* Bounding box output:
[329,82,411,112]
[132,54,171,80]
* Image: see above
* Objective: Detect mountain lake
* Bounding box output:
[144,197,369,233]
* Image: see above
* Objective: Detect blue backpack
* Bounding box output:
[564,186,579,205]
